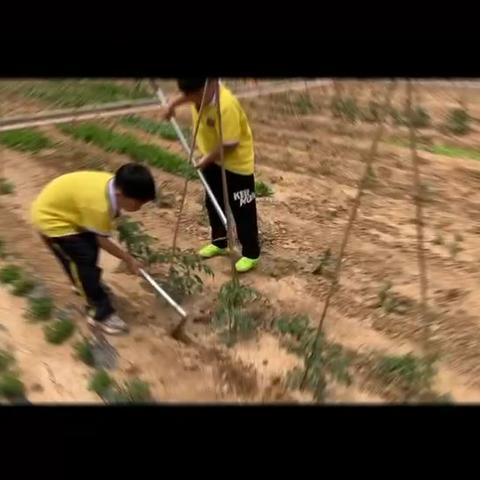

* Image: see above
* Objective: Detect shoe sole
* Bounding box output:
[87,317,128,335]
[199,250,228,259]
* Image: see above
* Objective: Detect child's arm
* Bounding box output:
[196,143,238,170]
[96,235,142,276]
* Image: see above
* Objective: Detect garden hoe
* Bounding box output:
[139,268,191,342]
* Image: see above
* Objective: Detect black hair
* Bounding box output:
[177,78,208,94]
[114,163,156,202]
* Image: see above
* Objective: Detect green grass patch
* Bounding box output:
[24,80,152,108]
[89,369,115,397]
[74,338,95,367]
[44,317,76,345]
[428,144,480,161]
[0,265,22,284]
[121,115,190,142]
[0,128,54,153]
[255,180,274,197]
[60,122,197,179]
[27,295,54,321]
[0,371,25,399]
[121,378,152,402]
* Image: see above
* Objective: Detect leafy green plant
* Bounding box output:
[374,353,436,398]
[44,317,76,345]
[0,239,5,259]
[0,128,54,153]
[27,294,54,321]
[121,115,190,142]
[74,338,95,367]
[255,180,273,198]
[60,123,196,179]
[406,106,431,129]
[0,178,15,195]
[443,108,471,136]
[117,216,157,263]
[214,280,262,346]
[0,371,25,400]
[428,144,480,161]
[11,275,36,297]
[0,264,22,284]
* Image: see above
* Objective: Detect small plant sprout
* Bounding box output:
[11,275,36,297]
[44,316,76,345]
[122,378,152,403]
[0,349,14,373]
[0,265,22,284]
[255,180,274,198]
[444,108,472,136]
[0,371,26,400]
[27,294,54,321]
[0,238,6,259]
[89,369,115,398]
[312,248,336,279]
[330,96,360,123]
[0,178,15,195]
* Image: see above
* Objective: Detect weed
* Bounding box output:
[89,369,115,397]
[377,282,411,315]
[361,100,383,123]
[293,92,315,115]
[312,248,336,279]
[27,295,54,321]
[448,240,462,259]
[74,338,95,367]
[330,96,360,123]
[25,80,152,108]
[0,349,14,373]
[214,280,262,346]
[374,353,436,397]
[0,178,15,195]
[44,317,76,345]
[11,275,36,297]
[60,123,196,179]
[0,265,22,284]
[0,129,54,153]
[121,115,189,142]
[0,371,25,399]
[122,378,152,402]
[388,106,407,126]
[406,106,431,129]
[255,180,273,198]
[0,239,5,259]
[443,108,471,136]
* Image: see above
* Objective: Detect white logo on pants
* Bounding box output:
[233,189,255,207]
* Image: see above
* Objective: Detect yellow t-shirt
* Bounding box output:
[191,84,254,175]
[31,171,116,238]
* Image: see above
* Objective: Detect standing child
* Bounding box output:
[164,78,261,273]
[31,163,156,335]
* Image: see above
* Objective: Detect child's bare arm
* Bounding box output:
[96,235,142,275]
[196,143,238,169]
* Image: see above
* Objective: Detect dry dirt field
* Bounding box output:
[1,79,480,404]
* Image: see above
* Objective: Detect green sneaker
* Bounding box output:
[198,243,227,259]
[235,256,259,273]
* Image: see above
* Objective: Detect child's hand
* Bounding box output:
[125,255,143,276]
[162,103,176,120]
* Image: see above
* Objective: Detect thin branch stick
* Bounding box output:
[300,80,398,390]
[406,80,431,352]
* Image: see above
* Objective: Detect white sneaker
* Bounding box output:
[87,313,129,335]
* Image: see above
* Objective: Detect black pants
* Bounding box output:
[203,163,260,259]
[41,232,114,321]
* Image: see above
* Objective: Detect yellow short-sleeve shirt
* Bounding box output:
[31,171,116,238]
[191,84,254,175]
